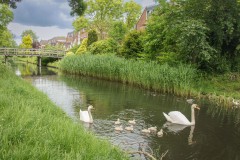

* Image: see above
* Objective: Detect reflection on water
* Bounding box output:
[13,62,240,160]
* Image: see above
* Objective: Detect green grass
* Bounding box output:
[60,54,197,96]
[0,63,128,160]
[59,54,240,107]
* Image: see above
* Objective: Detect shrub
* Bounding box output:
[87,29,98,47]
[76,38,88,55]
[120,30,144,59]
[89,38,118,54]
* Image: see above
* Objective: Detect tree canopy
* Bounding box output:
[68,0,87,16]
[21,30,38,42]
[0,0,21,9]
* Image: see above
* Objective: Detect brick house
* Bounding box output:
[48,36,66,46]
[65,29,88,49]
[136,4,158,31]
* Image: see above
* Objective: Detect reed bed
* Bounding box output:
[60,54,197,96]
[0,63,128,160]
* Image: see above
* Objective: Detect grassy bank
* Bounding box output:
[0,63,128,159]
[60,54,240,106]
[60,54,197,96]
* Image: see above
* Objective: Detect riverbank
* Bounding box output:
[59,54,240,107]
[0,63,128,159]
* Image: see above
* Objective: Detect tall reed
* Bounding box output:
[0,63,128,160]
[60,54,197,96]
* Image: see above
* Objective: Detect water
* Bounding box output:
[13,62,240,160]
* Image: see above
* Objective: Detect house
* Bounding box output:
[65,29,88,49]
[48,36,66,46]
[136,4,158,31]
[39,40,48,48]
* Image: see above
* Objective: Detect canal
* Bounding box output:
[12,61,240,160]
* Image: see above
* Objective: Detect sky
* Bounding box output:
[7,0,156,44]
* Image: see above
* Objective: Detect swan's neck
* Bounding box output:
[190,106,195,125]
[88,108,93,123]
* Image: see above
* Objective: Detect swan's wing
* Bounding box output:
[168,111,191,125]
[163,112,173,123]
[80,110,90,122]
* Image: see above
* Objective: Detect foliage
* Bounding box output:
[0,29,15,47]
[108,21,127,44]
[0,0,21,9]
[120,30,145,59]
[69,44,80,53]
[19,35,32,49]
[0,63,128,160]
[21,30,38,42]
[68,0,86,16]
[72,16,89,32]
[144,0,240,73]
[86,0,124,39]
[66,51,74,56]
[123,0,141,29]
[60,54,197,95]
[88,39,118,54]
[0,4,13,29]
[76,38,88,54]
[87,29,98,47]
[44,44,64,50]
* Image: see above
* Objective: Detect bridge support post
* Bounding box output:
[4,56,7,63]
[37,56,41,67]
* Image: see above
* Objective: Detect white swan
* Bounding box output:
[115,125,123,131]
[148,126,157,132]
[80,105,94,123]
[141,128,151,133]
[232,98,240,106]
[128,119,136,125]
[163,104,200,126]
[157,129,163,137]
[115,118,121,125]
[125,125,134,131]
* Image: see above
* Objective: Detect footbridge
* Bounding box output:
[0,48,66,67]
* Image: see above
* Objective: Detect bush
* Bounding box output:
[76,38,88,55]
[87,29,98,47]
[89,38,118,54]
[120,30,144,59]
[69,44,80,53]
[66,51,74,56]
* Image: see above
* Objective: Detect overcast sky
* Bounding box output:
[7,0,156,44]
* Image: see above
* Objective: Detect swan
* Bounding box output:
[80,105,94,123]
[128,119,136,125]
[157,129,163,137]
[141,128,151,133]
[115,118,121,125]
[232,98,240,106]
[148,126,157,132]
[115,125,123,131]
[163,104,200,126]
[125,125,134,131]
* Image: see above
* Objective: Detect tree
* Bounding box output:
[0,4,13,29]
[68,0,87,16]
[120,30,144,59]
[124,0,141,29]
[87,29,98,47]
[108,21,127,44]
[20,35,32,48]
[0,0,21,9]
[76,38,88,54]
[87,0,124,39]
[72,16,89,32]
[21,30,38,42]
[0,29,15,47]
[0,4,14,47]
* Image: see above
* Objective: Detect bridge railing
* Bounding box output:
[0,48,66,58]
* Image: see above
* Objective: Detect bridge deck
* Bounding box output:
[0,48,66,58]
